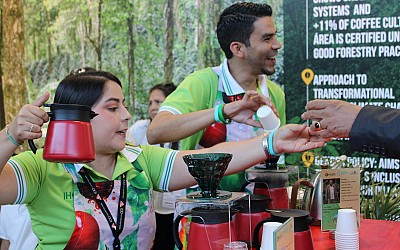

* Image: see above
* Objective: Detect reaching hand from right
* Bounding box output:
[301,99,362,139]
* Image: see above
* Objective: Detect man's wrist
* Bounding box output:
[214,104,223,123]
[215,104,231,124]
[220,104,232,124]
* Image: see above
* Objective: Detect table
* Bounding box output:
[311,219,400,249]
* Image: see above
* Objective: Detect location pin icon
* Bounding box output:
[301,68,315,86]
[302,151,314,168]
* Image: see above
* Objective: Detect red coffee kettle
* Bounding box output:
[28,103,98,163]
[253,182,289,209]
[173,206,237,250]
[234,194,271,250]
[253,209,314,250]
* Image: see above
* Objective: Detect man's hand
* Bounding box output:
[301,99,362,138]
[224,90,278,127]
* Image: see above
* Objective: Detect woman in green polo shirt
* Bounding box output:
[0,69,327,249]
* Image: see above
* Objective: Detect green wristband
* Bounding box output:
[6,125,21,146]
[218,104,232,124]
[214,104,223,123]
[268,130,280,157]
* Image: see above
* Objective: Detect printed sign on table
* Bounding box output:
[321,168,360,231]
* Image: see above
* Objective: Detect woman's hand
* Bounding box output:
[7,92,50,144]
[273,124,330,154]
[224,90,278,127]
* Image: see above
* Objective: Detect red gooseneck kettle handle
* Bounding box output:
[172,210,192,250]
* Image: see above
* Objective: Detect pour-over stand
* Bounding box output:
[186,190,232,200]
[175,153,253,249]
[176,153,248,212]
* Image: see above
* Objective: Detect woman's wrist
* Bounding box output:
[261,132,271,158]
[262,130,281,158]
[268,130,280,157]
[5,125,22,146]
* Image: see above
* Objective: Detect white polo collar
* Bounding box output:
[218,58,269,97]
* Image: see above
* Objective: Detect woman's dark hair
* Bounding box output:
[68,67,97,76]
[54,69,122,107]
[149,82,176,97]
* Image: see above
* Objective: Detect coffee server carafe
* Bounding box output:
[234,194,271,249]
[29,103,97,163]
[173,206,237,250]
[254,209,314,250]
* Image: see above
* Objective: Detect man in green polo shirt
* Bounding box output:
[148,2,286,191]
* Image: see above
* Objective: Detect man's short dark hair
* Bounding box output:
[217,2,273,59]
[220,2,272,18]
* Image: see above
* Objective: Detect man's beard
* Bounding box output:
[261,67,275,76]
[248,55,276,76]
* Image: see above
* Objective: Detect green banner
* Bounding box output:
[283,0,400,188]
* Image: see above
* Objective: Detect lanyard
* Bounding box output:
[79,168,127,250]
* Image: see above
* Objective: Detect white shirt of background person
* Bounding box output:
[0,204,38,250]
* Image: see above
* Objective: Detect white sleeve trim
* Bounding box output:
[159,150,178,192]
[7,160,27,204]
[159,106,182,115]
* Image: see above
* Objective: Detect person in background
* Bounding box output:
[126,82,177,148]
[301,99,400,158]
[147,2,286,192]
[0,205,37,250]
[0,69,326,249]
[126,82,184,250]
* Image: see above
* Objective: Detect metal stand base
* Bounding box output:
[186,190,232,200]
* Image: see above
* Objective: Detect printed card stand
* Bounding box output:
[321,168,360,231]
[275,217,295,250]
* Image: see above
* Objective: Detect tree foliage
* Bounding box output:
[2,0,27,152]
[17,0,283,122]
